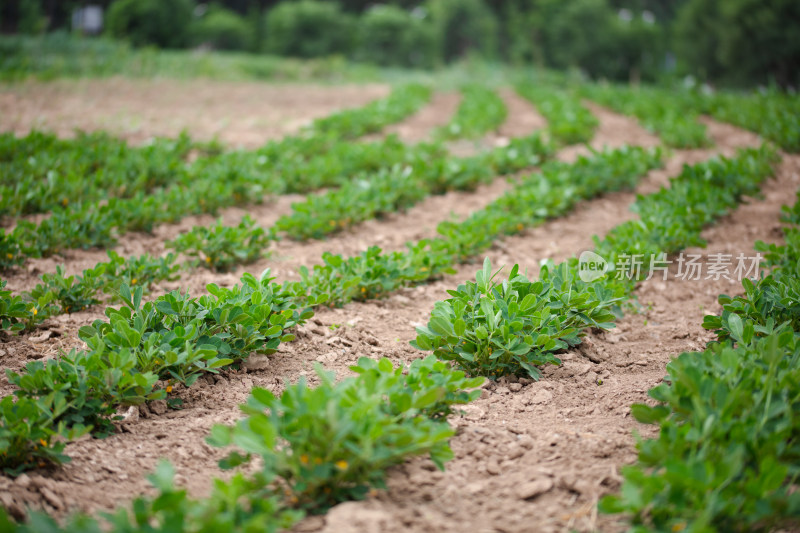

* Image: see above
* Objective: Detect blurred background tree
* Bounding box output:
[0,0,796,87]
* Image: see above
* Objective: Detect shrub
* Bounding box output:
[106,0,193,49]
[265,1,355,58]
[426,0,498,62]
[357,5,438,68]
[189,5,252,51]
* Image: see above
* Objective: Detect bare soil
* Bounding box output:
[0,82,793,532]
[0,79,389,148]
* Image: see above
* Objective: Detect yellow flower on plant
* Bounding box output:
[671,523,686,532]
[39,439,47,447]
[166,385,173,393]
[61,198,68,206]
[205,256,212,263]
[328,220,336,227]
[32,308,37,316]
[299,454,309,465]
[516,223,523,231]
[5,253,12,259]
[335,460,348,470]
[131,278,137,285]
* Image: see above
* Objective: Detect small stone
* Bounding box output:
[530,389,553,404]
[495,386,510,395]
[243,355,270,372]
[27,330,52,343]
[149,400,168,415]
[40,487,63,510]
[14,474,31,489]
[119,405,139,424]
[364,335,379,346]
[486,460,501,475]
[517,478,553,500]
[509,383,522,392]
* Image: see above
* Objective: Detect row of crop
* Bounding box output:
[0,84,433,267]
[515,82,599,145]
[0,132,556,330]
[1,141,779,530]
[0,145,661,476]
[0,83,525,268]
[697,88,800,153]
[434,84,507,140]
[599,189,800,531]
[2,355,481,531]
[411,145,779,381]
[0,83,432,221]
[581,83,712,149]
[273,132,554,240]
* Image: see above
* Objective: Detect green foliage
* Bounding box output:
[308,84,432,139]
[415,145,776,382]
[583,84,712,148]
[167,216,271,272]
[2,460,301,532]
[600,333,800,531]
[358,5,438,68]
[435,84,507,140]
[7,349,163,437]
[674,0,800,88]
[208,357,480,512]
[0,280,30,334]
[295,146,662,309]
[1,86,433,264]
[540,0,664,81]
[266,0,355,58]
[698,89,800,153]
[0,395,89,476]
[1,252,179,332]
[189,5,253,51]
[703,189,800,344]
[106,0,193,49]
[515,83,599,145]
[0,32,374,82]
[412,259,618,379]
[598,145,779,268]
[79,272,315,382]
[427,0,498,61]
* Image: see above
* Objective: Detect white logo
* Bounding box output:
[578,251,609,282]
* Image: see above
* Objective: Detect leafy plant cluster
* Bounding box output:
[0,145,665,476]
[601,185,800,531]
[0,84,433,264]
[582,83,712,149]
[295,146,663,308]
[697,88,800,153]
[0,130,195,219]
[515,82,599,145]
[434,84,507,140]
[1,251,179,332]
[0,271,319,474]
[275,132,554,240]
[412,145,778,380]
[166,215,270,272]
[308,83,432,140]
[1,356,482,531]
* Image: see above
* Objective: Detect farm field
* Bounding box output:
[1,73,800,533]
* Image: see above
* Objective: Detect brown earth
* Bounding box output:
[0,84,793,532]
[0,79,389,148]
